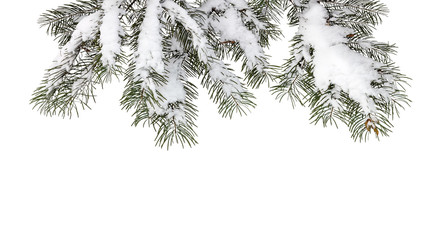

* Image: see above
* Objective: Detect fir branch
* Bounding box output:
[32,0,411,147]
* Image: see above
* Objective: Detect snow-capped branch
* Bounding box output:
[47,12,101,93]
[100,0,124,66]
[161,0,208,63]
[135,0,164,91]
[299,1,382,114]
[201,0,267,71]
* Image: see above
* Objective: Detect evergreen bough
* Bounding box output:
[31,0,410,148]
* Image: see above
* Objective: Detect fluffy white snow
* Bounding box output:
[135,0,164,92]
[200,0,266,71]
[156,57,187,123]
[100,0,124,66]
[298,1,382,113]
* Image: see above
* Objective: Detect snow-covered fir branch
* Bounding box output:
[273,0,410,141]
[32,0,410,147]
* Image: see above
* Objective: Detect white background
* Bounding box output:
[1,1,442,239]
